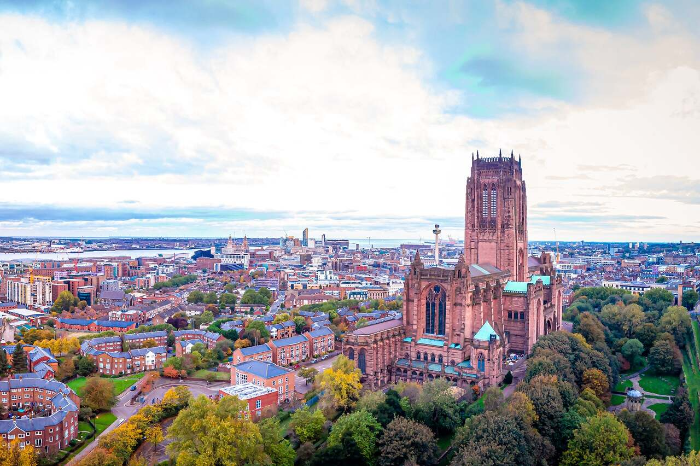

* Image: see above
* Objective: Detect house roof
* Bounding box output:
[239,343,271,356]
[273,335,308,347]
[234,360,290,379]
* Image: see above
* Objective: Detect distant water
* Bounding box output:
[0,249,198,261]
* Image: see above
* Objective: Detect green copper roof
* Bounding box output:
[504,281,528,293]
[403,337,413,343]
[417,338,445,347]
[530,275,551,285]
[474,321,500,341]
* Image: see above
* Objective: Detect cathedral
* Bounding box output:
[344,152,562,390]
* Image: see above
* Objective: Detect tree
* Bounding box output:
[299,367,318,385]
[582,368,610,401]
[162,385,192,408]
[575,312,607,344]
[649,339,682,375]
[356,390,386,412]
[234,338,252,349]
[75,447,121,466]
[203,291,218,305]
[683,290,699,310]
[659,306,692,346]
[318,355,362,412]
[76,355,97,376]
[328,410,382,464]
[661,387,695,440]
[646,451,700,465]
[11,343,27,374]
[99,422,142,462]
[259,418,295,466]
[504,370,513,385]
[617,409,668,459]
[0,439,38,466]
[245,320,270,340]
[373,389,406,427]
[219,293,236,307]
[414,378,461,434]
[145,425,164,463]
[482,386,504,412]
[378,417,438,466]
[309,430,367,466]
[621,339,645,368]
[634,323,659,352]
[52,290,78,313]
[167,395,265,466]
[290,406,325,443]
[56,357,76,380]
[0,350,10,377]
[561,412,634,466]
[294,316,307,334]
[82,377,116,411]
[187,291,204,304]
[640,288,674,314]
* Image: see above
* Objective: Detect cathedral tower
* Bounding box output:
[465,151,528,281]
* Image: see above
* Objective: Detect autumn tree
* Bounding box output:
[561,413,634,466]
[82,377,116,411]
[167,395,266,466]
[659,306,692,346]
[378,417,438,466]
[75,447,121,466]
[298,367,318,385]
[581,368,610,402]
[617,409,668,459]
[318,355,362,412]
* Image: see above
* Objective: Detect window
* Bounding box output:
[256,400,261,409]
[425,285,446,335]
[482,185,488,218]
[491,185,497,217]
[508,311,513,319]
[520,312,525,320]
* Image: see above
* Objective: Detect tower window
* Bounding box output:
[482,185,488,218]
[491,186,497,217]
[425,285,447,335]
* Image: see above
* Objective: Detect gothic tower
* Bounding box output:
[465,150,528,281]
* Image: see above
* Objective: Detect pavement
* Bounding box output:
[68,379,225,465]
[294,353,339,394]
[502,356,528,398]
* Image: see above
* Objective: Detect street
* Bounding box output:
[294,354,339,394]
[68,379,225,465]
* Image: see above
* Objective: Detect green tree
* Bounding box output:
[634,323,659,352]
[328,410,382,464]
[52,290,78,312]
[82,377,116,411]
[0,350,10,377]
[298,367,318,385]
[378,417,438,466]
[309,431,367,466]
[219,293,236,307]
[661,387,695,440]
[293,316,306,334]
[648,339,682,375]
[561,413,634,466]
[187,291,204,304]
[259,418,295,466]
[290,406,325,443]
[617,409,668,459]
[76,355,97,376]
[659,306,692,346]
[683,290,699,310]
[203,291,218,305]
[245,320,270,340]
[413,378,460,434]
[11,343,27,374]
[167,395,265,466]
[621,339,645,368]
[575,312,607,344]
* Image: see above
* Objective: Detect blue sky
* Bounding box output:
[0,0,699,241]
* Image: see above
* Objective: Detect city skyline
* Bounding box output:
[1,0,700,241]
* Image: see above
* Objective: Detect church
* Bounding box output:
[343,152,563,390]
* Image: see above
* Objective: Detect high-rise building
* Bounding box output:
[302,228,309,247]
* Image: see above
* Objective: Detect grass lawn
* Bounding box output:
[684,330,700,451]
[94,412,117,434]
[648,403,670,420]
[639,373,680,396]
[68,373,145,396]
[611,394,626,406]
[436,432,455,452]
[614,380,633,393]
[191,369,230,381]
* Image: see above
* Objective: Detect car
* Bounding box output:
[321,355,328,360]
[293,364,300,370]
[130,385,137,391]
[311,359,318,364]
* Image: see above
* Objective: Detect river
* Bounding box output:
[0,249,199,261]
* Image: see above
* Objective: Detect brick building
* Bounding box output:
[231,361,294,404]
[218,383,278,419]
[268,335,308,366]
[232,343,273,365]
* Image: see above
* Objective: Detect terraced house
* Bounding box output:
[0,378,79,455]
[83,346,168,375]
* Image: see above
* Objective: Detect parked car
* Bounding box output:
[311,359,318,364]
[293,364,300,369]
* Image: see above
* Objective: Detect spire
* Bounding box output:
[499,148,502,158]
[511,150,514,158]
[476,150,479,159]
[413,250,423,265]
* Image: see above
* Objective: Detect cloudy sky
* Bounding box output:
[1,0,699,242]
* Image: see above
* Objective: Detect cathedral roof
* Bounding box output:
[474,321,499,341]
[468,264,502,277]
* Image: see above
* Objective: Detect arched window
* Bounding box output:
[416,351,421,360]
[430,353,435,363]
[348,348,354,360]
[423,353,428,361]
[491,185,497,217]
[438,355,443,364]
[358,349,367,374]
[482,185,488,218]
[425,285,447,335]
[477,353,485,372]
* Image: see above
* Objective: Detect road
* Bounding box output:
[68,379,225,465]
[294,354,339,394]
[269,291,285,314]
